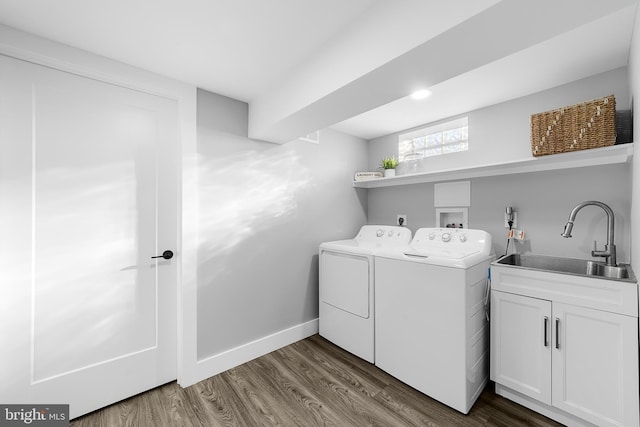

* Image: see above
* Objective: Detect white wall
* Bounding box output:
[367,67,633,262]
[196,90,367,360]
[630,4,640,270]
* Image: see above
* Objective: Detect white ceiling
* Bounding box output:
[332,5,637,140]
[0,0,637,142]
[0,0,376,102]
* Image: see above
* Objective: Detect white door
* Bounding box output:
[0,54,178,419]
[490,291,552,405]
[552,302,639,427]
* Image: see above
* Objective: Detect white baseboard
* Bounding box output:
[494,384,597,427]
[180,318,318,387]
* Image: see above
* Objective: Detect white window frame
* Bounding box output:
[398,117,468,161]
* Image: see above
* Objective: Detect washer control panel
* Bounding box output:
[427,230,467,242]
[411,227,491,255]
[356,225,412,247]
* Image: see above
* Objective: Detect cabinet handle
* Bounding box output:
[555,318,560,349]
[543,316,549,347]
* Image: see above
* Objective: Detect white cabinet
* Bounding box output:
[552,302,639,426]
[491,291,551,405]
[490,266,639,427]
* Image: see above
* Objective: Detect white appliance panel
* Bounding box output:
[374,227,493,414]
[319,302,375,362]
[318,225,412,364]
[320,251,370,318]
[376,259,468,410]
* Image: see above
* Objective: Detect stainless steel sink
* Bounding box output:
[495,253,636,282]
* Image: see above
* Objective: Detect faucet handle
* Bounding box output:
[591,240,612,261]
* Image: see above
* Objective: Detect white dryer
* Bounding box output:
[374,227,494,414]
[319,225,412,363]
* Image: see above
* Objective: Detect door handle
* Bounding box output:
[555,318,560,349]
[151,250,174,260]
[543,316,549,347]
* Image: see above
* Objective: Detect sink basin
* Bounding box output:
[495,254,636,282]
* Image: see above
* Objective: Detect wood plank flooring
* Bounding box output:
[71,334,562,426]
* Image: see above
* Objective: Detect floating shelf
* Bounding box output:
[353,144,634,189]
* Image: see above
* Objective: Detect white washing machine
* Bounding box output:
[319,225,412,363]
[374,227,494,414]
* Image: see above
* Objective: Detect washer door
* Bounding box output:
[320,251,371,318]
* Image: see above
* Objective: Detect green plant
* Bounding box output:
[380,156,399,170]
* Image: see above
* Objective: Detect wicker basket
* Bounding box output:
[530,95,616,157]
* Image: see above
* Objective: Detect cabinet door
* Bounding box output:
[552,303,639,427]
[491,291,552,404]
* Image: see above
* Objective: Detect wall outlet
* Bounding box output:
[504,211,518,228]
[397,214,407,226]
[507,229,525,240]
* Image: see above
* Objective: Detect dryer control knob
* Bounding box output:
[459,234,467,242]
[388,230,394,237]
[376,229,384,237]
[442,232,451,242]
[428,233,436,240]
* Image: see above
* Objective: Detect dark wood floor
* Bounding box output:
[71,334,562,426]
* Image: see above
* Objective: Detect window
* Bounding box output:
[398,117,468,161]
[298,130,320,144]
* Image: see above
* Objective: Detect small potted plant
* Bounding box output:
[380,156,399,177]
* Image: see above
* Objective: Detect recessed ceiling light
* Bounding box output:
[410,89,431,100]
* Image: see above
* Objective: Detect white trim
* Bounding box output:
[179,319,319,387]
[0,24,187,100]
[354,144,634,188]
[495,384,597,427]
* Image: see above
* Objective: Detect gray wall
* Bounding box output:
[368,67,629,173]
[368,165,631,261]
[196,89,367,359]
[367,67,633,263]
